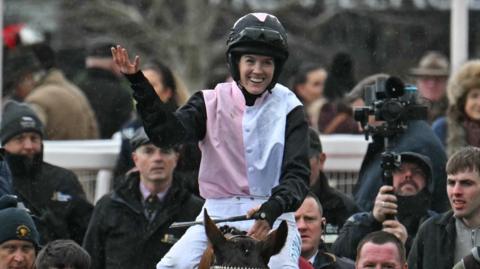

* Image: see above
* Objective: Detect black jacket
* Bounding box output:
[11,161,93,245]
[312,243,355,269]
[311,172,359,231]
[408,211,456,269]
[75,68,133,138]
[332,207,435,260]
[83,172,204,269]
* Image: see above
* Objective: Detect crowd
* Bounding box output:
[1,11,480,269]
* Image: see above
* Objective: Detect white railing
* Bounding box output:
[43,135,369,203]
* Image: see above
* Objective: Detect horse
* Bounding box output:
[199,209,288,269]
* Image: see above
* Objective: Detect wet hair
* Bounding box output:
[356,231,406,264]
[446,146,480,175]
[35,239,91,269]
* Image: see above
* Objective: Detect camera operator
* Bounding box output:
[332,152,438,260]
[346,74,448,213]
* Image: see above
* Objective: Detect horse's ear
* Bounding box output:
[260,220,288,264]
[204,209,227,247]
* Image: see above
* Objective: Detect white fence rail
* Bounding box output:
[43,135,369,203]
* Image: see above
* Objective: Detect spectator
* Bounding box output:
[113,60,200,197]
[35,239,90,269]
[25,42,99,140]
[291,63,327,107]
[0,152,13,197]
[75,37,133,138]
[409,51,450,123]
[0,195,39,269]
[355,231,407,269]
[453,246,480,269]
[408,146,480,269]
[83,127,203,269]
[308,128,359,231]
[432,60,480,156]
[347,73,448,213]
[1,101,93,245]
[323,52,356,102]
[332,152,436,259]
[113,12,310,269]
[316,100,360,135]
[317,52,358,134]
[295,192,355,268]
[2,45,43,102]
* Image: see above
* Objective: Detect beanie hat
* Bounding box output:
[0,195,40,247]
[1,101,44,145]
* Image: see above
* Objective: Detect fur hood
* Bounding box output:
[446,60,480,156]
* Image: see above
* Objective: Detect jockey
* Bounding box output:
[112,12,310,269]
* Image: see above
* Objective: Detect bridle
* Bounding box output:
[210,234,269,269]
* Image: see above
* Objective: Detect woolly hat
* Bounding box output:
[409,51,449,77]
[446,60,480,106]
[1,101,44,145]
[0,195,40,247]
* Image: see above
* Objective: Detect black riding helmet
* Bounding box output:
[226,13,289,91]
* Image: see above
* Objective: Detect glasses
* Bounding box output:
[231,27,287,48]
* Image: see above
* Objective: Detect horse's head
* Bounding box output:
[199,209,288,269]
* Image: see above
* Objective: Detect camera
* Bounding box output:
[353,76,428,139]
[353,76,428,189]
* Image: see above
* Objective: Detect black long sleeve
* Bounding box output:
[125,71,206,146]
[258,106,310,226]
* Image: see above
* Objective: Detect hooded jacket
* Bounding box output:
[353,120,448,213]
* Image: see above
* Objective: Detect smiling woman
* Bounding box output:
[238,54,275,96]
[112,11,310,269]
[432,60,480,156]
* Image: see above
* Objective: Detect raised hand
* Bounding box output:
[111,45,140,75]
